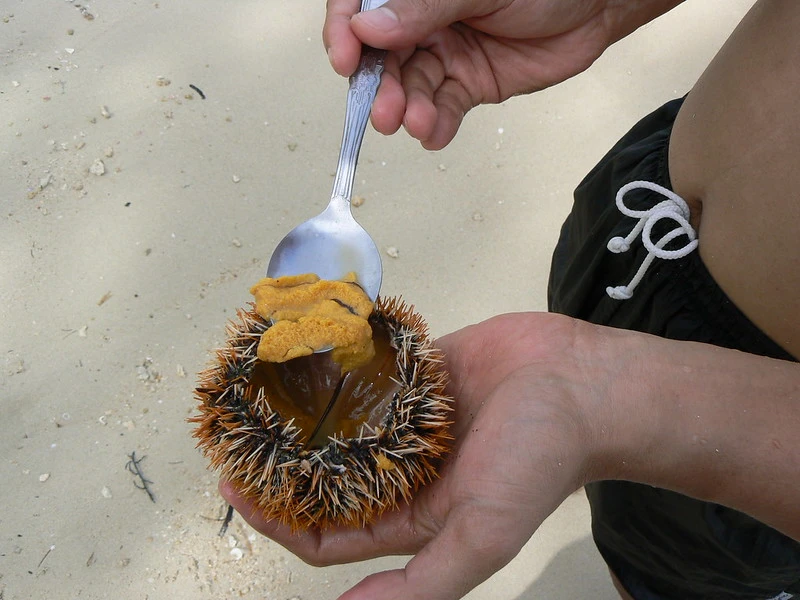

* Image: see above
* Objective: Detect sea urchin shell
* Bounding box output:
[191,297,452,530]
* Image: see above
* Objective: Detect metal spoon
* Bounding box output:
[267,0,387,302]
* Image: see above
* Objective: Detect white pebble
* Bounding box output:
[385,246,399,259]
[39,473,50,482]
[230,548,243,560]
[232,175,241,183]
[101,486,113,498]
[89,159,105,176]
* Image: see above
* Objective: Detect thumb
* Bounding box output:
[338,505,522,600]
[352,0,497,49]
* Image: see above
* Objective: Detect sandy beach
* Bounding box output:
[1,1,754,598]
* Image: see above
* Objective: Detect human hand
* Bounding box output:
[324,0,679,149]
[221,312,612,600]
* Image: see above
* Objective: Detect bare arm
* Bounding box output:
[669,0,800,358]
[581,320,800,539]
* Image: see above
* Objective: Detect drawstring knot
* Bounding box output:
[606,180,698,300]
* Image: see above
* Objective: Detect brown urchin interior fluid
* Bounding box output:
[246,322,400,448]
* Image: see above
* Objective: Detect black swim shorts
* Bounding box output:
[548,97,800,600]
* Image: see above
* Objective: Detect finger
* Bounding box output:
[219,479,434,566]
[369,50,410,135]
[371,72,406,135]
[339,504,519,600]
[324,0,365,76]
[398,48,446,143]
[419,78,472,150]
[352,0,498,50]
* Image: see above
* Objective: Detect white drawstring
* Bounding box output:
[606,180,698,300]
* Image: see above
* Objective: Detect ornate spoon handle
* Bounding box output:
[329,3,387,203]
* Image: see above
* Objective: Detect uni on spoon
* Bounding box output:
[267,0,388,302]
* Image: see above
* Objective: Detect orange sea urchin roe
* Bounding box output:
[250,273,375,372]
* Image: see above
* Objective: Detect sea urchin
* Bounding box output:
[191,296,452,530]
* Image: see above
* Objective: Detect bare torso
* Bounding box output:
[668,0,800,358]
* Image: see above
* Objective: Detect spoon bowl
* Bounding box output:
[267,196,382,301]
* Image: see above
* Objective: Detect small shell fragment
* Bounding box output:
[89,159,105,176]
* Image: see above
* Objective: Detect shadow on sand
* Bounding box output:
[514,536,620,600]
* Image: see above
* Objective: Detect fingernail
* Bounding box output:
[356,6,399,31]
[327,46,335,68]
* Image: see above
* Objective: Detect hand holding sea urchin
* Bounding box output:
[191,275,453,530]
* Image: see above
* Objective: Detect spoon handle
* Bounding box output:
[330,41,386,204]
